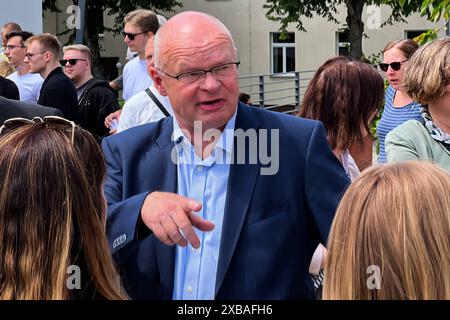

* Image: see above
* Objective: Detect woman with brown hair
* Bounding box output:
[323,161,450,299]
[377,39,421,163]
[386,38,450,172]
[0,117,127,299]
[300,56,384,180]
[299,56,384,296]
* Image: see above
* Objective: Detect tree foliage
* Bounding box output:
[399,0,450,45]
[263,0,430,60]
[43,0,181,77]
[401,0,450,21]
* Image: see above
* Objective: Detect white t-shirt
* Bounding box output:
[117,84,173,133]
[7,71,44,104]
[122,56,153,101]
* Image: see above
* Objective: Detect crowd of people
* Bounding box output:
[0,8,450,300]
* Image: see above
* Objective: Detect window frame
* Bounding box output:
[335,30,350,57]
[270,32,296,75]
[404,29,428,40]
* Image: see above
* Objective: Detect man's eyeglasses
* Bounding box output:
[0,116,77,144]
[61,58,87,66]
[157,62,240,84]
[122,31,147,41]
[378,60,408,72]
[4,45,25,50]
[25,51,47,59]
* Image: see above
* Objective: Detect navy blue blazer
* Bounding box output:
[102,103,350,300]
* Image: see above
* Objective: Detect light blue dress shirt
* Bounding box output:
[172,112,236,300]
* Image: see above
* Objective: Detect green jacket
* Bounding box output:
[386,120,450,172]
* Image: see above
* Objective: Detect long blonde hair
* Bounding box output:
[323,161,450,299]
[0,123,127,299]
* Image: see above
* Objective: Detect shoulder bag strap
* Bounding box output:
[145,88,170,117]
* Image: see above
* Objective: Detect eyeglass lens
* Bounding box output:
[122,32,136,40]
[379,62,401,72]
[61,59,81,66]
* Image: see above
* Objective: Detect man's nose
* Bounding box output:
[200,71,221,90]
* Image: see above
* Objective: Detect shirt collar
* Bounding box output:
[421,106,450,146]
[172,109,237,156]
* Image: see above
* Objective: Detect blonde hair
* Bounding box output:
[0,123,127,299]
[0,60,14,77]
[403,38,450,105]
[124,9,159,34]
[26,33,62,61]
[323,161,450,299]
[63,44,91,61]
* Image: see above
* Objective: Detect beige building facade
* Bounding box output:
[43,0,445,106]
[44,0,446,73]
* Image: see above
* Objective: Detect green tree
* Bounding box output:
[264,0,429,60]
[43,0,181,77]
[401,0,450,21]
[400,0,450,45]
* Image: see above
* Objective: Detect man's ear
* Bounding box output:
[45,51,54,64]
[150,66,168,96]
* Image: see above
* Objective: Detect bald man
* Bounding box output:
[102,11,349,300]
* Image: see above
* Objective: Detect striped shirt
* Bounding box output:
[377,85,422,163]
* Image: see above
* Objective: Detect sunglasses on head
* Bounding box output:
[0,116,77,144]
[378,59,408,72]
[61,58,87,66]
[122,31,147,41]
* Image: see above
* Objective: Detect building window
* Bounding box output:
[336,30,350,56]
[405,30,427,40]
[271,32,295,74]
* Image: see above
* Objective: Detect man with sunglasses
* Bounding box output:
[24,33,79,122]
[103,11,349,300]
[62,44,119,141]
[5,31,43,103]
[121,9,160,101]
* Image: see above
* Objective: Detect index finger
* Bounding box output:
[172,211,201,248]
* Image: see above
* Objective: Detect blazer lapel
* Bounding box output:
[215,104,261,296]
[147,119,178,292]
